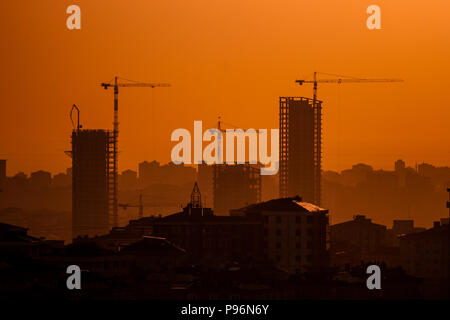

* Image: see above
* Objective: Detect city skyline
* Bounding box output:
[3,156,449,178]
[1,1,450,175]
[1,0,450,304]
[1,157,448,230]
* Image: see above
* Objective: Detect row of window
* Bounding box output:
[270,228,313,237]
[275,216,313,224]
[275,254,313,263]
[275,241,313,249]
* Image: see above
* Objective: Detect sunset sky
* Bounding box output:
[1,0,449,176]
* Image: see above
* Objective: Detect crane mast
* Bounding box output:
[119,192,145,219]
[101,77,170,228]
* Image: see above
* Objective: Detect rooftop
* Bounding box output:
[401,224,449,241]
[120,236,186,255]
[0,222,40,242]
[236,196,328,215]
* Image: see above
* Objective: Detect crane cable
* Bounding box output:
[336,85,341,173]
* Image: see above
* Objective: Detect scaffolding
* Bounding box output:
[100,77,170,228]
[108,130,117,228]
[71,129,115,238]
[279,97,322,205]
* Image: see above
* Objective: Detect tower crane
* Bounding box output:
[119,193,146,219]
[294,72,403,206]
[211,116,243,163]
[294,71,404,147]
[295,71,403,108]
[212,116,266,163]
[101,76,170,227]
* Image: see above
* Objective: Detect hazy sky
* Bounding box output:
[1,0,449,176]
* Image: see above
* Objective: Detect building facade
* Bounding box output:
[71,129,114,238]
[232,196,329,274]
[279,97,322,205]
[330,214,387,267]
[400,222,449,280]
[213,164,261,215]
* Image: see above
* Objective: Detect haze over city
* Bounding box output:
[1,0,449,176]
[1,0,450,304]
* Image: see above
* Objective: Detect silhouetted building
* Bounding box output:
[197,163,214,208]
[417,162,450,189]
[98,188,329,274]
[331,215,387,255]
[340,163,373,187]
[73,226,143,252]
[139,160,160,186]
[119,169,138,190]
[386,220,425,247]
[41,241,132,278]
[394,159,407,186]
[0,222,64,258]
[213,164,261,215]
[395,159,406,172]
[0,159,6,186]
[71,129,114,239]
[139,160,196,187]
[8,172,28,190]
[132,184,264,264]
[279,97,321,205]
[0,222,42,258]
[52,170,71,188]
[322,160,448,228]
[261,173,279,202]
[400,222,449,280]
[29,170,51,189]
[392,219,414,234]
[232,196,329,274]
[120,236,187,272]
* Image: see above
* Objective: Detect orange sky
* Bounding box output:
[1,0,449,176]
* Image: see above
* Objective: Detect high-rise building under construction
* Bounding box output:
[279,97,322,205]
[213,164,261,215]
[71,129,115,238]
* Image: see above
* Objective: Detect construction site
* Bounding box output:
[68,72,402,239]
[71,129,115,238]
[279,96,322,205]
[212,164,261,215]
[69,77,169,239]
[278,72,403,206]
